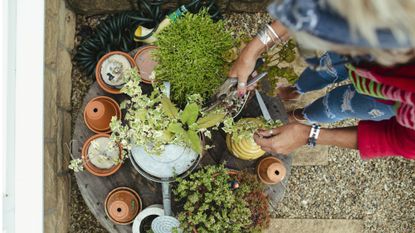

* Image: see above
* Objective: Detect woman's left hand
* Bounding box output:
[253,123,310,155]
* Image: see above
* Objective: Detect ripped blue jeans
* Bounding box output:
[295,52,395,123]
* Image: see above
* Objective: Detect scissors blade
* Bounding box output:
[255,90,272,121]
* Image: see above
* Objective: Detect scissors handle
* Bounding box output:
[247,72,267,87]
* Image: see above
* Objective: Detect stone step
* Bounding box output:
[292,145,329,166]
[265,219,363,233]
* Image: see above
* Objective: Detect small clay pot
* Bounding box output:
[96,51,136,94]
[105,187,142,225]
[256,156,286,185]
[81,133,123,177]
[84,96,121,134]
[134,45,158,84]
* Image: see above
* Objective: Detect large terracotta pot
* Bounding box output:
[134,45,158,84]
[226,118,266,160]
[84,96,121,134]
[105,187,142,225]
[96,51,136,94]
[81,133,123,177]
[256,156,286,185]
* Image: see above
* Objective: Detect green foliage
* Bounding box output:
[254,39,299,95]
[197,112,226,129]
[154,9,234,106]
[110,68,226,155]
[236,171,270,231]
[181,103,200,126]
[160,96,179,118]
[174,164,253,233]
[222,117,283,143]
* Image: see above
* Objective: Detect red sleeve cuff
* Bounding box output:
[357,119,415,160]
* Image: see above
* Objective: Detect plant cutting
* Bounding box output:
[69,133,124,176]
[153,9,234,106]
[110,68,226,155]
[223,117,283,160]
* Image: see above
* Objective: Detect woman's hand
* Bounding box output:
[228,38,266,96]
[253,123,310,155]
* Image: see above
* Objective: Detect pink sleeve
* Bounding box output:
[357,118,415,159]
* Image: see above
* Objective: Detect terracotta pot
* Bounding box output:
[226,118,265,160]
[105,187,142,225]
[84,96,121,134]
[81,133,123,177]
[96,51,136,94]
[134,45,158,84]
[256,156,286,185]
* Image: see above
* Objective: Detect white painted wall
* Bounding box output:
[1,0,44,232]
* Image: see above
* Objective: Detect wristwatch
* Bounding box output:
[307,124,321,147]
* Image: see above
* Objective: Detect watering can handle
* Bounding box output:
[161,182,172,216]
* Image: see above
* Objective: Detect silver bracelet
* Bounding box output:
[257,27,274,50]
[266,24,282,43]
[257,24,282,50]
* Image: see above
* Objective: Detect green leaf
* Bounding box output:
[162,130,173,143]
[186,130,202,154]
[160,95,179,118]
[181,103,199,125]
[196,112,226,129]
[167,123,186,135]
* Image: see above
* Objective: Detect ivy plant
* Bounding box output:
[154,9,234,106]
[109,68,226,155]
[222,117,283,143]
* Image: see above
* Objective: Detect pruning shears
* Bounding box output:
[204,58,267,117]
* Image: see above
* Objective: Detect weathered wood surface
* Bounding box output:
[72,82,292,233]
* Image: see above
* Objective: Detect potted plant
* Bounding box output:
[96,51,136,94]
[223,117,283,160]
[174,164,271,232]
[109,68,226,156]
[153,9,234,106]
[69,133,124,176]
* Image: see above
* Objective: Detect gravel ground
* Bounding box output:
[70,12,415,233]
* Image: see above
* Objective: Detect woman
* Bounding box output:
[229,0,415,159]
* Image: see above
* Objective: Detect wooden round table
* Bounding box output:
[72,82,292,233]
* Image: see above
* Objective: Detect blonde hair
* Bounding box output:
[292,0,415,66]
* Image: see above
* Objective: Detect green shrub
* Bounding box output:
[154,9,234,106]
[174,164,271,233]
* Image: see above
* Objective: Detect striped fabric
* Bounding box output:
[347,64,415,129]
